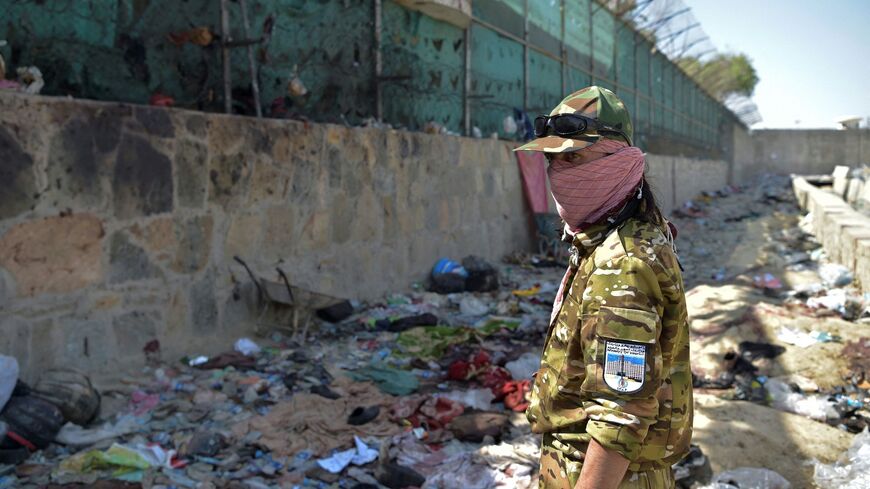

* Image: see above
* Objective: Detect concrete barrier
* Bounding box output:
[793,176,870,291]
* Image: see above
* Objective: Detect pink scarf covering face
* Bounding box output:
[547,139,645,234]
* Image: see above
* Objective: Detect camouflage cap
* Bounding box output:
[515,86,633,153]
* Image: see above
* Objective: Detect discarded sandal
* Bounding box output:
[347,405,380,426]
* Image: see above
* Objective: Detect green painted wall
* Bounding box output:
[0,0,738,156]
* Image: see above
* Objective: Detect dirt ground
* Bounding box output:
[672,178,866,488]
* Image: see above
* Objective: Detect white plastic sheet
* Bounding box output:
[234,338,261,356]
[505,353,540,381]
[437,389,495,411]
[813,428,870,489]
[316,436,379,474]
[0,354,19,412]
[712,467,791,489]
[765,378,839,421]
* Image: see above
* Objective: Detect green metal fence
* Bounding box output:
[463,0,738,155]
[0,0,739,157]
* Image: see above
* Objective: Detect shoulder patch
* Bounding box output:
[603,340,646,393]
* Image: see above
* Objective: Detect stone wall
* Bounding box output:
[0,93,731,381]
[735,129,870,183]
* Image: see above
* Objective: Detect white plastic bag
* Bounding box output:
[765,378,839,421]
[505,353,540,381]
[819,264,853,287]
[0,354,19,412]
[437,389,495,411]
[713,467,791,489]
[234,338,261,356]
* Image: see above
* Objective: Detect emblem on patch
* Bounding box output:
[603,341,646,393]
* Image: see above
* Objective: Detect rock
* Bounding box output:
[134,106,175,138]
[0,125,37,220]
[0,214,104,296]
[112,134,174,218]
[108,231,162,284]
[175,139,208,208]
[448,412,509,442]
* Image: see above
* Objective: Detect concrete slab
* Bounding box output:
[831,165,851,198]
[846,178,864,204]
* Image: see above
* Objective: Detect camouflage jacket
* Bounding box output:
[527,217,693,471]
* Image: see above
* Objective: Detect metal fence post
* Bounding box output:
[374,0,383,121]
[464,24,471,136]
[523,0,529,112]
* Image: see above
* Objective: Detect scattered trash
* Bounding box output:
[765,378,839,421]
[462,256,499,292]
[505,352,539,381]
[56,414,142,447]
[437,389,494,411]
[710,467,791,489]
[812,428,870,489]
[0,395,65,450]
[317,300,355,322]
[287,65,308,98]
[502,115,517,135]
[819,263,854,287]
[316,436,379,474]
[149,92,175,107]
[234,337,261,356]
[16,66,43,95]
[347,363,420,396]
[2,172,865,489]
[674,444,713,489]
[752,273,782,290]
[777,326,821,348]
[459,296,490,316]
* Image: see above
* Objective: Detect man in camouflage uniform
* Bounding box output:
[515,86,692,489]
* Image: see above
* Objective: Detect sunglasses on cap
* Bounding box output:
[533,114,630,144]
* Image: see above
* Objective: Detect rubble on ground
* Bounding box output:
[1,174,868,489]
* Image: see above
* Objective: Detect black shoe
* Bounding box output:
[347,405,380,426]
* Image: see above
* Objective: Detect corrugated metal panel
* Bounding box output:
[469,23,524,137]
[616,25,634,87]
[591,4,615,80]
[564,0,592,69]
[527,50,562,115]
[528,0,561,54]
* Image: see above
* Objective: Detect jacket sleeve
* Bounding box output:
[580,254,664,462]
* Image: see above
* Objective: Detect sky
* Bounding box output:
[687,0,870,129]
